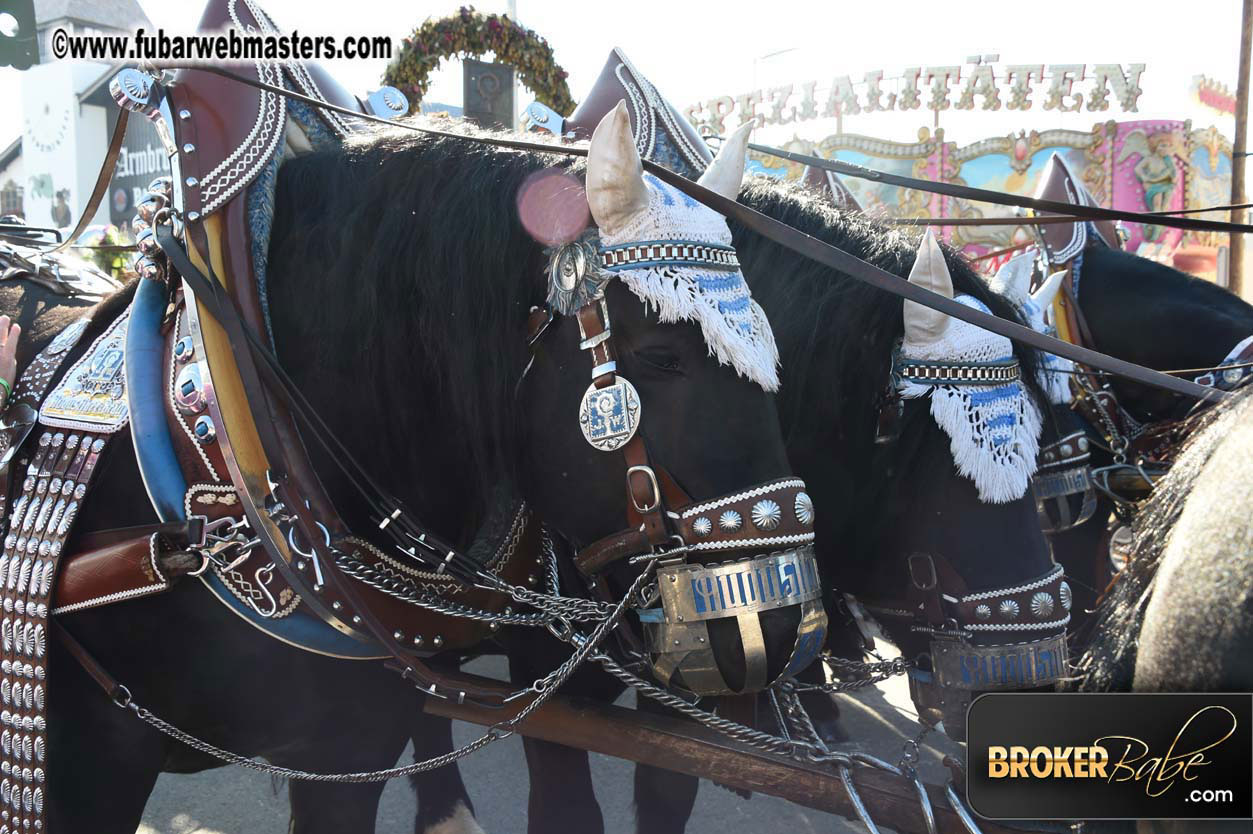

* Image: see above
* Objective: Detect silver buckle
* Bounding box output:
[627,465,662,515]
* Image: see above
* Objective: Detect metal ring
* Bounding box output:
[110,685,133,709]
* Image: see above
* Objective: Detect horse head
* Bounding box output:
[517,107,823,696]
[731,189,1067,740]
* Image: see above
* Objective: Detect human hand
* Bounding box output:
[0,316,21,405]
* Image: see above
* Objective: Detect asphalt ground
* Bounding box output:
[135,652,967,834]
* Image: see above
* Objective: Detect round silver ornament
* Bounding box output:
[1059,581,1073,611]
[1030,592,1055,619]
[794,492,814,526]
[998,599,1020,619]
[750,500,782,531]
[692,517,713,537]
[974,604,992,621]
[577,379,641,452]
[718,510,742,533]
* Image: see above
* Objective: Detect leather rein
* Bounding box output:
[133,63,1223,407]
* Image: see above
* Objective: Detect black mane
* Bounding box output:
[267,124,579,542]
[732,177,1044,457]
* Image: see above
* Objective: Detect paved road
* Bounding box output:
[138,655,963,834]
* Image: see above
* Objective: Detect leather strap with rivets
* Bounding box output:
[0,308,130,833]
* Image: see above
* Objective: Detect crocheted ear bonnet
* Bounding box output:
[898,235,1042,503]
[989,252,1072,406]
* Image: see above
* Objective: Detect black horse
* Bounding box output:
[1041,245,1253,631]
[407,173,1066,834]
[20,107,805,833]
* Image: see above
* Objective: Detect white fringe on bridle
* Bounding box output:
[600,175,780,392]
[899,293,1043,504]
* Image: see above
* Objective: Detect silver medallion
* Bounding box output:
[1030,591,1055,619]
[718,510,742,533]
[750,499,782,531]
[1058,581,1073,611]
[577,379,641,452]
[793,492,814,526]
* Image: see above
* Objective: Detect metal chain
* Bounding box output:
[110,556,658,783]
[785,654,913,694]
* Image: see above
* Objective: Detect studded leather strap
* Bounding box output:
[0,429,110,830]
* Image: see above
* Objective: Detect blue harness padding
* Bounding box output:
[124,280,383,659]
[126,277,188,522]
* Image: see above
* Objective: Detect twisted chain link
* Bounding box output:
[119,554,657,783]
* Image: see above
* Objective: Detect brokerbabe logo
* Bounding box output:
[967,694,1253,820]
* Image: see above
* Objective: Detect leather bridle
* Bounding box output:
[860,344,1071,735]
[520,247,824,696]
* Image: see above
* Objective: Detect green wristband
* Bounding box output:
[0,377,12,399]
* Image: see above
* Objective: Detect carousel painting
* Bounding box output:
[748,119,1234,281]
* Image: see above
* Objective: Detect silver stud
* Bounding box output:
[1059,581,1073,611]
[692,517,713,537]
[393,631,404,641]
[185,176,198,187]
[432,635,444,648]
[750,500,782,531]
[1060,444,1074,457]
[182,143,195,153]
[794,492,814,526]
[1077,437,1089,452]
[178,108,191,120]
[718,510,742,532]
[1031,591,1055,619]
[351,615,362,625]
[186,211,201,222]
[974,604,992,620]
[193,415,215,443]
[413,635,424,647]
[331,601,342,611]
[998,599,1020,619]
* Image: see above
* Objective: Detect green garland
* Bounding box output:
[384,7,575,118]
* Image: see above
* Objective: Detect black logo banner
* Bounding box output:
[967,693,1253,820]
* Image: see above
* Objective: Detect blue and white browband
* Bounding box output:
[600,240,740,272]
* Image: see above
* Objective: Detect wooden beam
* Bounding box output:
[423,671,1018,834]
[1230,0,1253,295]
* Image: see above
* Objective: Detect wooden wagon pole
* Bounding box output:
[423,671,1020,834]
[1231,0,1252,296]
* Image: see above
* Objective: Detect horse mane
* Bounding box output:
[266,123,578,541]
[1081,245,1253,353]
[732,177,1045,458]
[1078,384,1253,691]
[1083,245,1253,318]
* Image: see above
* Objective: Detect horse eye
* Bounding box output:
[633,348,682,373]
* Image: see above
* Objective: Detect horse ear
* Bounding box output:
[586,100,649,236]
[990,253,1033,303]
[903,231,954,347]
[1031,270,1066,309]
[697,120,754,199]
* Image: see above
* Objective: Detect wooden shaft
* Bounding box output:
[1231,0,1253,295]
[423,671,1018,834]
